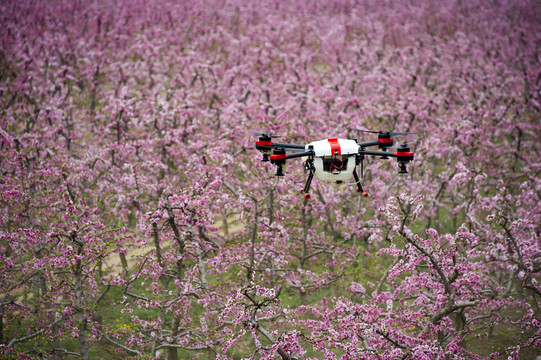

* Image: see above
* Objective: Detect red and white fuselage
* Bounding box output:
[304,138,359,183]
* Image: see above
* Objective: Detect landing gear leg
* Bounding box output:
[353,169,369,198]
[300,160,315,199]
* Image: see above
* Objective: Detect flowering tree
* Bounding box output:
[1,0,540,359]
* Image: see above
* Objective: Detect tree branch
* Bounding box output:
[98,329,143,357]
[8,329,45,347]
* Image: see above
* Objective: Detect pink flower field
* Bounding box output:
[1,0,540,359]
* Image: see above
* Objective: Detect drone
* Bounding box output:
[254,130,416,199]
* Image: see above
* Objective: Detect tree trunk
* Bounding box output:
[74,235,89,360]
[165,202,186,360]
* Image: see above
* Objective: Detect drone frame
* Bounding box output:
[255,131,415,199]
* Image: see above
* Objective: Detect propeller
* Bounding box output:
[357,130,417,136]
[251,130,281,138]
[386,140,420,149]
[388,131,417,136]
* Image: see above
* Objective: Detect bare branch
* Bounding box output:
[8,329,45,347]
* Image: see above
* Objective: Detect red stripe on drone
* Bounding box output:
[256,140,272,146]
[378,138,393,143]
[270,154,287,160]
[328,138,341,155]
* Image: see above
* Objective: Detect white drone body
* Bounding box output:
[304,138,359,183]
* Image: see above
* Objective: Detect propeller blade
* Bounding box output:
[251,130,281,138]
[354,129,417,135]
[387,140,419,149]
[357,130,380,134]
[389,131,418,136]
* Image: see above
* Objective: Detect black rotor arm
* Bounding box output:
[255,135,306,162]
[281,150,315,160]
[255,142,305,152]
[360,148,414,161]
[270,142,305,149]
[356,140,380,148]
[269,149,314,161]
[360,149,396,157]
